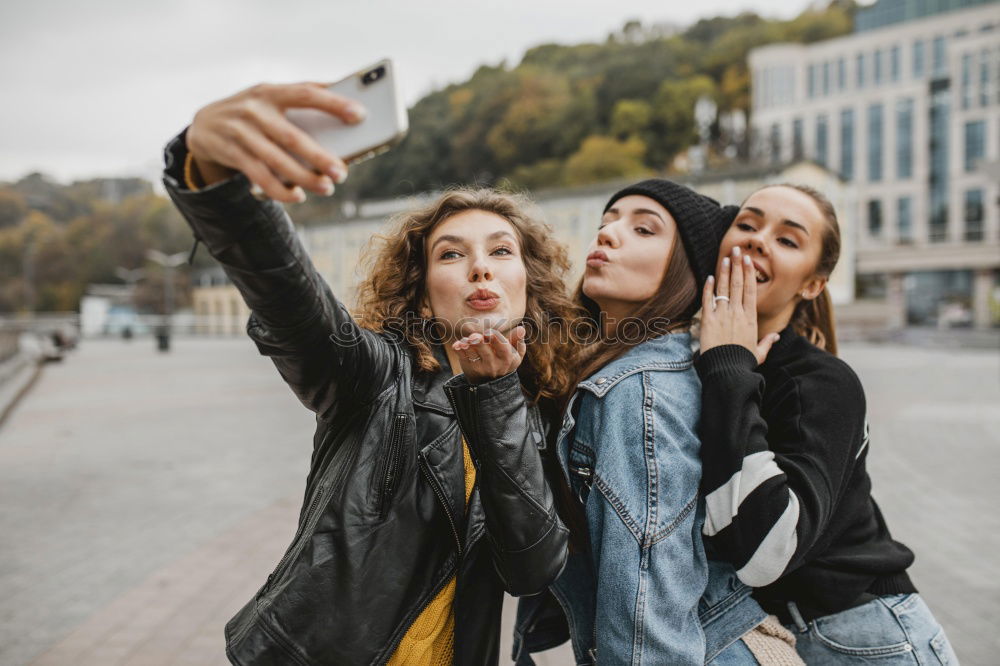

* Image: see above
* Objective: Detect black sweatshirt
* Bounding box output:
[695,325,916,621]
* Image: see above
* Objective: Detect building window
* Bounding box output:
[897,196,913,244]
[981,49,991,107]
[932,36,947,76]
[856,52,866,88]
[913,39,925,78]
[929,86,949,242]
[808,64,816,98]
[822,61,831,96]
[896,98,914,179]
[770,123,781,164]
[962,53,973,109]
[867,103,883,182]
[874,49,884,84]
[965,189,984,241]
[868,199,883,238]
[840,108,855,181]
[891,45,901,81]
[816,114,829,167]
[838,57,846,90]
[793,118,804,160]
[964,120,986,171]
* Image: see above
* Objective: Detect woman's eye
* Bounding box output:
[440,250,461,260]
[492,246,513,256]
[778,238,799,249]
[736,223,755,231]
[636,227,654,236]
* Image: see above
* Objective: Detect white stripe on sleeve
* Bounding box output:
[735,491,801,587]
[703,450,784,537]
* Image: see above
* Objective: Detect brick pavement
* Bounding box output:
[1,338,996,665]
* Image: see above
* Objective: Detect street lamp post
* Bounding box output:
[146,250,187,352]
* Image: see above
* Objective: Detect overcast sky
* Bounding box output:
[0,0,817,185]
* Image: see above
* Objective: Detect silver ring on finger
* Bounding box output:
[713,295,730,304]
[467,355,482,362]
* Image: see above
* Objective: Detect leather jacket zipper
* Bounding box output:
[444,385,479,462]
[257,479,327,602]
[378,414,407,519]
[419,453,462,556]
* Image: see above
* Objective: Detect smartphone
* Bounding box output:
[285,59,409,165]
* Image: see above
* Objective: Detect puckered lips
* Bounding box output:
[586,250,610,268]
[466,288,500,311]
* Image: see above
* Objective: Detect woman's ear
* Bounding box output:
[799,275,828,301]
[420,298,433,319]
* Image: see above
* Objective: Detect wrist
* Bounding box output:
[192,155,237,187]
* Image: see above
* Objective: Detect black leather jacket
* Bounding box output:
[162,131,569,665]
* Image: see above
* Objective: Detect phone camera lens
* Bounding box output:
[362,66,386,86]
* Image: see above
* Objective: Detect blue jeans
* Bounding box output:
[708,638,759,665]
[784,594,958,665]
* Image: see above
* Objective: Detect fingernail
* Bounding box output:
[292,187,306,203]
[723,257,730,267]
[319,178,335,196]
[345,103,367,122]
[733,246,741,256]
[744,255,751,265]
[328,163,348,184]
[708,275,715,283]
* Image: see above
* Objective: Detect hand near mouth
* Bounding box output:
[700,246,779,365]
[452,326,527,384]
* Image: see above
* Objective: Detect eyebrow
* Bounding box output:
[430,230,518,252]
[743,206,810,236]
[603,207,665,223]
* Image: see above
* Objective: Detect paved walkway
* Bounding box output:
[0,338,997,665]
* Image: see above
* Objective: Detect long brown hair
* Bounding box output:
[760,183,841,355]
[354,187,582,403]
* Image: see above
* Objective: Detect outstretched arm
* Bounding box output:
[162,83,394,417]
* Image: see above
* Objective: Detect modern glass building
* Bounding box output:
[749,0,1000,328]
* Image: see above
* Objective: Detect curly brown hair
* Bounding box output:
[354,187,583,404]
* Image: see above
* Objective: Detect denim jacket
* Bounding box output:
[513,333,765,665]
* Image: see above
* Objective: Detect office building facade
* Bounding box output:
[749,0,1000,327]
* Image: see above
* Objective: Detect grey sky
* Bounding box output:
[0,0,815,185]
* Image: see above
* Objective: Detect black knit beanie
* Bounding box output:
[603,179,738,288]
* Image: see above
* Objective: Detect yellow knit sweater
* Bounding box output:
[387,439,476,665]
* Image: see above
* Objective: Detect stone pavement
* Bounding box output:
[0,337,997,665]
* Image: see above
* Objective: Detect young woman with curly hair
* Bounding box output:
[161,81,579,665]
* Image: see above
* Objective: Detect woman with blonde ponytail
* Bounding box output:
[696,184,957,664]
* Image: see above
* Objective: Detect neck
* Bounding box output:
[597,300,637,338]
[758,302,796,341]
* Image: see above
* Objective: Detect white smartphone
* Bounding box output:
[285,59,409,165]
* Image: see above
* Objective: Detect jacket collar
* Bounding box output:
[576,332,694,398]
[412,344,456,414]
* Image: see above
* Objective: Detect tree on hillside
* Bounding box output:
[564,135,650,185]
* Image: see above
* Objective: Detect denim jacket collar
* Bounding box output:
[576,332,694,399]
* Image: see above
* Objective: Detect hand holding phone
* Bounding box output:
[286,59,408,166]
[186,61,406,204]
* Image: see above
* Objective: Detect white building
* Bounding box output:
[748,0,1000,328]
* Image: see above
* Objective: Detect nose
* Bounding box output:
[468,253,493,282]
[744,229,768,256]
[596,221,620,248]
